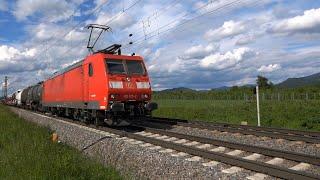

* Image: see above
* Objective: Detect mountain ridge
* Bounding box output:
[156,72,320,92]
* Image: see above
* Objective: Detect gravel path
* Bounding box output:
[10,107,273,180]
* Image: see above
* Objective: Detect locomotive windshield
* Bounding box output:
[127,61,145,75]
[106,59,145,75]
[106,60,126,74]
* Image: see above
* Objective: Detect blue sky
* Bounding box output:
[0,0,320,92]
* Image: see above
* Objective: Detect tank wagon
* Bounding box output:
[20,84,42,109]
[15,89,22,106]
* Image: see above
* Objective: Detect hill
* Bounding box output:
[159,87,195,92]
[277,72,320,88]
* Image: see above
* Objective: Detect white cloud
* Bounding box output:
[0,45,36,61]
[271,8,320,34]
[13,0,78,22]
[183,43,219,59]
[200,47,255,70]
[236,34,256,45]
[258,64,281,73]
[31,23,59,40]
[0,45,44,74]
[204,20,246,41]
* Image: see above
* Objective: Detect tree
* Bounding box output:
[257,76,273,89]
[231,86,239,91]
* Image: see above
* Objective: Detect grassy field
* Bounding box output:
[0,105,122,179]
[153,99,320,131]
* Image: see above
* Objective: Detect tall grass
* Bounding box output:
[153,99,320,131]
[0,105,122,179]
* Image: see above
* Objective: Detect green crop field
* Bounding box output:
[0,105,122,179]
[153,99,320,131]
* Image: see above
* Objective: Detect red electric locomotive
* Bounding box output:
[36,24,156,126]
[42,44,157,125]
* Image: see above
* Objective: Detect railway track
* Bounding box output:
[11,108,320,179]
[146,117,320,144]
[100,126,320,179]
[132,124,320,166]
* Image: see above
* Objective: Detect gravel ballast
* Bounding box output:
[10,107,264,179]
[169,125,320,157]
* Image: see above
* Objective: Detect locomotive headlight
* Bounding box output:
[136,82,150,89]
[109,81,123,88]
[110,94,119,99]
[141,94,149,99]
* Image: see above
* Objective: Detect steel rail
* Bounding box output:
[147,117,320,144]
[215,123,320,138]
[133,124,320,166]
[152,117,320,137]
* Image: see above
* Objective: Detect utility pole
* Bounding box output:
[4,76,8,98]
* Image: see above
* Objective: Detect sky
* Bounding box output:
[0,0,320,92]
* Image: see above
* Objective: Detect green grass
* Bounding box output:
[153,99,320,131]
[0,105,123,179]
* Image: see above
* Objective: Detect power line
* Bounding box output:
[103,0,143,26]
[114,0,182,46]
[122,0,219,49]
[135,0,182,37]
[127,0,261,53]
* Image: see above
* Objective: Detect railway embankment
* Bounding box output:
[9,106,320,179]
[9,107,240,179]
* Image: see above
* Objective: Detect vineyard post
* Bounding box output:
[256,85,261,127]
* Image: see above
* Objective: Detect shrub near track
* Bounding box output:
[0,105,122,179]
[153,99,320,131]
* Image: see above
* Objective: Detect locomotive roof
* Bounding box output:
[48,53,144,79]
[49,60,84,79]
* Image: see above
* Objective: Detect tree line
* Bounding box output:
[153,76,320,100]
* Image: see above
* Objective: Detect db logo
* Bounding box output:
[126,82,134,88]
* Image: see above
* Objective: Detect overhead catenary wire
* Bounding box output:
[42,0,113,54]
[37,1,115,81]
[124,0,259,52]
[131,0,263,69]
[127,0,182,39]
[55,0,144,62]
[122,0,221,50]
[103,0,144,26]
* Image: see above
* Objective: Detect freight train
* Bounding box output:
[9,43,157,126]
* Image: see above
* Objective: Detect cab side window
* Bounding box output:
[89,63,93,77]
